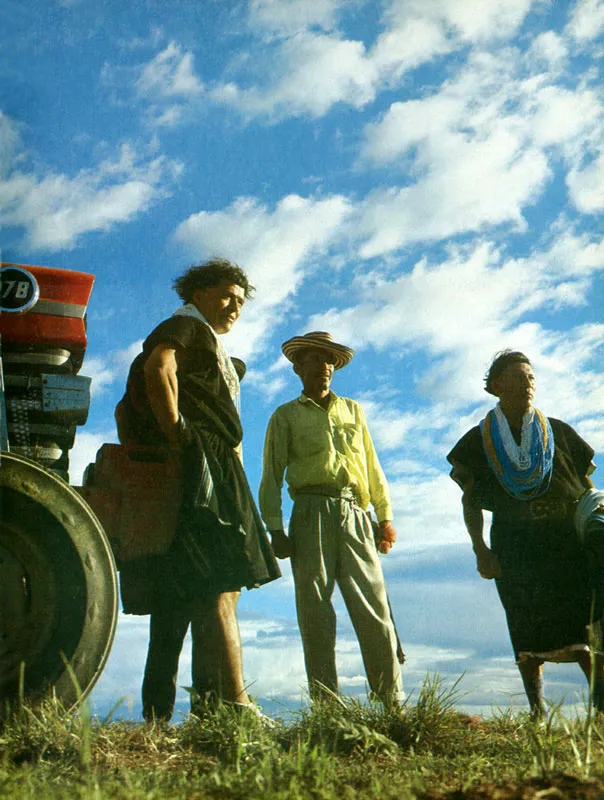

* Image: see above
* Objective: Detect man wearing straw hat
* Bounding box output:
[259,331,404,706]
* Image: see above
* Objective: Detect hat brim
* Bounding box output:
[282,338,354,371]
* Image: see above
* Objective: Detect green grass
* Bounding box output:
[3,675,604,799]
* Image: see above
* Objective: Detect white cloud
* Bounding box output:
[357,43,604,254]
[151,105,186,128]
[84,357,119,397]
[536,226,604,278]
[370,0,536,84]
[174,194,352,360]
[213,32,379,119]
[248,0,343,35]
[308,244,534,361]
[370,16,452,80]
[567,0,604,42]
[0,141,182,252]
[305,230,604,422]
[357,139,548,257]
[135,41,204,99]
[383,0,538,44]
[530,324,604,423]
[528,85,603,151]
[0,112,21,177]
[82,339,142,397]
[70,429,116,485]
[102,40,204,128]
[365,50,504,163]
[575,417,604,453]
[360,395,453,454]
[113,339,145,374]
[389,473,470,549]
[244,368,288,399]
[90,574,590,718]
[214,0,538,121]
[526,30,568,70]
[567,152,604,212]
[361,93,462,165]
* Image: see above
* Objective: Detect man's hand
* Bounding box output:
[377,520,397,554]
[269,530,292,559]
[474,543,502,580]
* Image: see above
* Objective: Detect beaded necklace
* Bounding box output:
[480,404,554,500]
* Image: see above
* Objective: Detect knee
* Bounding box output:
[518,658,544,679]
[214,591,240,622]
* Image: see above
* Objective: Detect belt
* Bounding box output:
[290,484,359,503]
[494,497,577,523]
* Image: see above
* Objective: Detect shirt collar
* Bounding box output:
[298,391,337,408]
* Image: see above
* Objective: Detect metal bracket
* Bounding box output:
[0,335,10,452]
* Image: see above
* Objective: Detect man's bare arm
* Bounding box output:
[144,344,182,448]
[462,493,501,580]
[451,460,502,581]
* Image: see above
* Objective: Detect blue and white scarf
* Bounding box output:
[480,404,554,500]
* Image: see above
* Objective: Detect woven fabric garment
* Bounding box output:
[117,314,280,613]
[173,303,241,412]
[447,418,597,661]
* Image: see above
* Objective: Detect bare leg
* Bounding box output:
[142,606,190,722]
[518,658,546,718]
[191,590,250,705]
[576,650,604,712]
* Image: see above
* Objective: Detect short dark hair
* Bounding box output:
[484,350,531,395]
[173,257,255,303]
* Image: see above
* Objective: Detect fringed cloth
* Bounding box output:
[173,303,241,413]
[575,488,604,543]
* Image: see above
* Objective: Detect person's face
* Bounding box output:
[295,348,336,394]
[491,362,536,414]
[191,281,245,334]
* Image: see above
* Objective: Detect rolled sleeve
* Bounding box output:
[360,407,393,522]
[259,410,289,530]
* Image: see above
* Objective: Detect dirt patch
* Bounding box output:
[418,773,604,799]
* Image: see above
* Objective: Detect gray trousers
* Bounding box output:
[289,493,403,702]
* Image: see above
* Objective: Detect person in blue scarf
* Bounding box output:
[447,350,603,717]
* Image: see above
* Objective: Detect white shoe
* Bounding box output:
[233,702,277,728]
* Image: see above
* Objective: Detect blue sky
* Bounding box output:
[2,0,604,720]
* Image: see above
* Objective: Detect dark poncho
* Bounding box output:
[447,418,596,660]
[118,315,281,614]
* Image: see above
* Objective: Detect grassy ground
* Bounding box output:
[3,676,604,799]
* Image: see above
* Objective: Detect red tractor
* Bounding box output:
[0,263,118,713]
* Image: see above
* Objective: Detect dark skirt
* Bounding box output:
[491,513,595,660]
[120,425,280,615]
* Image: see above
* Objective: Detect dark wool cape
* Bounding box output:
[447,418,597,660]
[118,315,281,614]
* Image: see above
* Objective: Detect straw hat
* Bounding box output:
[281,331,354,371]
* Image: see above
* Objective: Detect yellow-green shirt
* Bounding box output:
[259,392,393,530]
